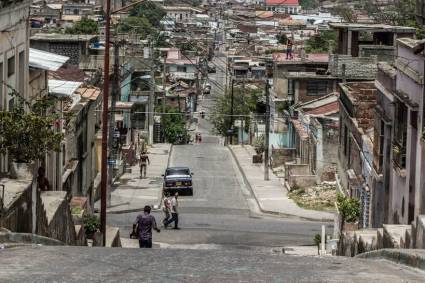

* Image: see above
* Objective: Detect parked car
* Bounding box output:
[162,167,194,196]
[208,65,216,73]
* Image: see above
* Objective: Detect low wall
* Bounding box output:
[271,147,296,167]
[0,178,33,233]
[288,175,317,188]
[338,217,425,258]
[285,163,316,188]
[0,230,63,246]
[37,191,77,245]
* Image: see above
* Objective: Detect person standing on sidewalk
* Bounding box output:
[132,205,160,248]
[165,192,180,229]
[139,151,150,179]
[162,192,172,227]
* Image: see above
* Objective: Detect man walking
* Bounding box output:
[139,151,150,179]
[132,205,160,248]
[162,192,171,226]
[165,192,180,229]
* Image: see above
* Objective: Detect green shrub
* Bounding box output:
[83,214,100,234]
[336,194,360,223]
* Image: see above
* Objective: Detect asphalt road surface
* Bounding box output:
[107,55,333,249]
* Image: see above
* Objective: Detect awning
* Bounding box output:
[114,101,135,110]
[48,79,82,97]
[29,48,69,71]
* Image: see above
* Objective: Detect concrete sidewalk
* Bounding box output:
[229,145,334,222]
[96,144,171,214]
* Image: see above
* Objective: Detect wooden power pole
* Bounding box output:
[264,79,270,181]
[100,0,111,246]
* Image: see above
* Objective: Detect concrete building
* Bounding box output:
[30,33,98,65]
[48,80,102,208]
[165,48,199,82]
[272,53,329,102]
[0,0,31,173]
[338,82,377,228]
[373,38,425,227]
[286,94,340,187]
[163,6,204,23]
[329,23,415,61]
[264,0,300,14]
[30,3,62,23]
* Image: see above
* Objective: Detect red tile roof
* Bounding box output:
[304,101,339,116]
[75,86,101,101]
[265,0,299,5]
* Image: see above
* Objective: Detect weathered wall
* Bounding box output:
[30,41,81,65]
[297,80,335,104]
[1,180,32,233]
[328,54,378,79]
[36,191,77,245]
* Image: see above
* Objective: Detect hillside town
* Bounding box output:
[1,0,425,281]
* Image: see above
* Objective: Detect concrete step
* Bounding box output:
[2,245,425,282]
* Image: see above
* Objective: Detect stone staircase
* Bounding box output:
[339,215,425,257]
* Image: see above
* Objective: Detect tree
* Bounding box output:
[129,2,166,27]
[363,0,415,26]
[305,30,336,53]
[336,194,360,231]
[65,18,99,34]
[161,106,189,144]
[0,89,62,163]
[362,0,425,39]
[300,0,319,10]
[333,4,358,22]
[116,16,154,38]
[209,86,263,137]
[276,33,288,45]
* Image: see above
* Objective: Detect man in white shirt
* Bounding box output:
[165,192,180,229]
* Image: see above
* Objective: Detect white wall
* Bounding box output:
[0,1,30,173]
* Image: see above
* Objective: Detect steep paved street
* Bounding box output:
[107,52,333,250]
[2,246,425,282]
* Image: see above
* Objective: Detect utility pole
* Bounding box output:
[229,78,234,145]
[195,67,200,114]
[264,79,270,181]
[100,0,111,246]
[148,42,155,145]
[241,78,245,145]
[161,56,166,142]
[107,41,120,206]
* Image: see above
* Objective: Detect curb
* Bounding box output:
[227,145,333,222]
[356,249,425,272]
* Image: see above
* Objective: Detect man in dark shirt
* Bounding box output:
[132,205,160,248]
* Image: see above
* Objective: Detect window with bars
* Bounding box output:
[306,80,328,96]
[393,100,407,168]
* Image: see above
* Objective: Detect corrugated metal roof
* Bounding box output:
[29,48,69,71]
[48,80,82,96]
